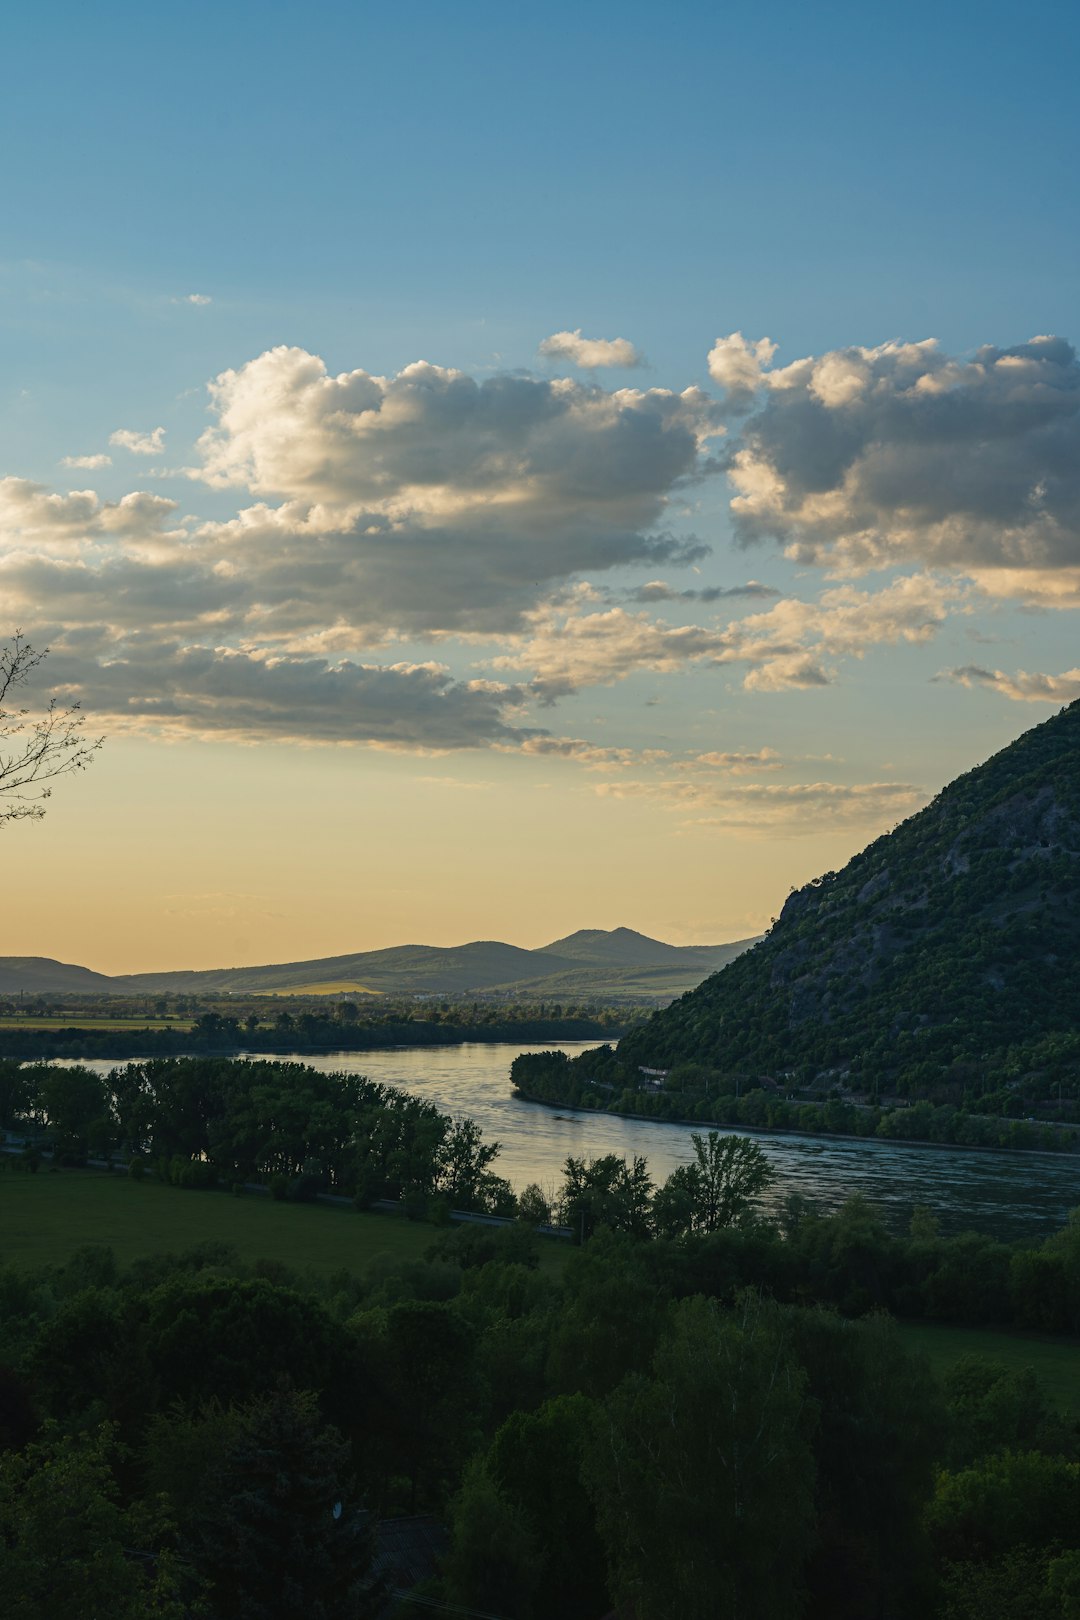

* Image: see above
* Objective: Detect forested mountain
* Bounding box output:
[0,928,758,1002]
[620,700,1080,1097]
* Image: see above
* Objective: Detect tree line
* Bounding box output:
[512,1046,1079,1155]
[2,1057,517,1216]
[0,1002,632,1062]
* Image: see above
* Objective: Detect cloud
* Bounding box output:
[38,635,543,750]
[942,664,1080,704]
[595,775,924,836]
[183,345,720,636]
[60,453,112,470]
[193,502,705,644]
[194,347,715,509]
[630,578,780,603]
[690,748,784,773]
[494,572,965,698]
[514,736,670,770]
[707,332,779,403]
[0,340,730,692]
[494,606,736,700]
[713,333,1080,597]
[6,333,1068,755]
[0,477,180,549]
[969,568,1080,609]
[180,293,212,306]
[110,427,166,456]
[538,329,643,369]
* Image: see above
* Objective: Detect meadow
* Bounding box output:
[0,1165,437,1277]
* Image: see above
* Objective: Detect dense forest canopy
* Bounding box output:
[5,1171,1080,1617]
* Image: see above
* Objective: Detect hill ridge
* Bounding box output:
[0,927,759,1002]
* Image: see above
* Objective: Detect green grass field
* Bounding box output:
[0,1167,441,1278]
[897,1320,1080,1414]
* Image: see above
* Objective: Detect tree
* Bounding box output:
[791,1308,941,1620]
[0,1423,192,1619]
[0,632,102,825]
[584,1293,817,1620]
[560,1153,654,1241]
[35,1064,110,1160]
[445,1395,609,1620]
[516,1182,551,1227]
[653,1131,774,1238]
[145,1389,382,1620]
[437,1116,501,1210]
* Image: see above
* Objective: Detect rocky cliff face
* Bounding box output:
[619,702,1080,1088]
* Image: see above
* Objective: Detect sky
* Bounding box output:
[3,0,1080,973]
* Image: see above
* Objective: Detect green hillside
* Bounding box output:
[619,700,1080,1105]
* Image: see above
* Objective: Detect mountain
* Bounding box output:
[619,701,1080,1092]
[539,926,755,973]
[0,957,118,995]
[0,928,759,1002]
[119,941,562,997]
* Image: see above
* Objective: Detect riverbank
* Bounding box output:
[511,1086,1080,1161]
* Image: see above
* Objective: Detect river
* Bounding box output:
[64,1041,1080,1242]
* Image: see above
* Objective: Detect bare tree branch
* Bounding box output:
[0,632,104,825]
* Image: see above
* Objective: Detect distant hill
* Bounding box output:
[620,701,1080,1092]
[539,926,754,974]
[119,941,562,997]
[0,957,118,995]
[0,928,759,1002]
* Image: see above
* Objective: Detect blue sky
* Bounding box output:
[3,0,1079,969]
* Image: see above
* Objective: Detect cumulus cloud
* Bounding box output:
[0,375,718,747]
[180,293,212,305]
[0,328,727,749]
[712,333,1080,597]
[595,776,924,836]
[60,453,112,470]
[707,333,779,402]
[942,664,1080,704]
[194,347,715,510]
[0,477,181,550]
[110,426,166,456]
[8,332,1069,752]
[180,346,721,637]
[538,329,643,369]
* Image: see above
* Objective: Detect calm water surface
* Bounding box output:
[71,1041,1080,1241]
